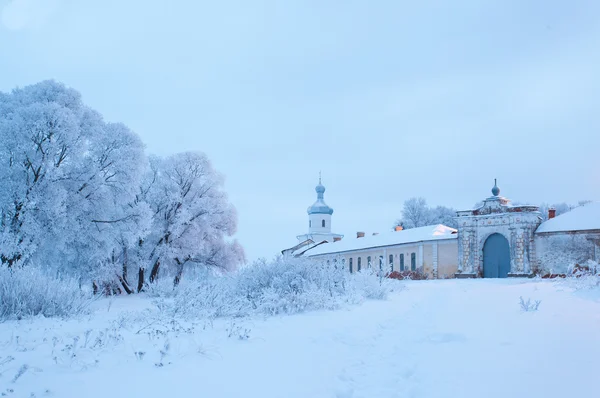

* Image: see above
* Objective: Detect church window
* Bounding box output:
[400,254,405,271]
[322,219,325,227]
[349,258,353,273]
[389,254,394,272]
[411,252,416,271]
[357,257,362,271]
[379,256,384,271]
[367,256,372,268]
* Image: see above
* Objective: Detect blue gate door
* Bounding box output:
[483,234,510,278]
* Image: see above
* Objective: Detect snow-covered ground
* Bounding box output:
[1,279,599,398]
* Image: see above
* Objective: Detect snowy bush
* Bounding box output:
[536,235,595,275]
[557,260,600,291]
[0,267,93,320]
[567,260,600,277]
[519,296,541,312]
[152,256,397,320]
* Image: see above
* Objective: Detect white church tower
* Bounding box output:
[296,175,343,244]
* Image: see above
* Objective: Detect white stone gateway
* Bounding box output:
[455,180,542,278]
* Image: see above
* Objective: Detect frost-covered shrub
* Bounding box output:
[152,256,397,320]
[557,260,600,291]
[145,276,179,299]
[536,235,595,275]
[519,296,541,312]
[568,260,600,277]
[0,267,93,320]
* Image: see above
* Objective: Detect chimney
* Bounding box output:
[548,208,556,219]
[356,232,365,238]
[333,237,341,242]
[395,225,403,232]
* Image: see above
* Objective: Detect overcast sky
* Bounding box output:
[1,0,599,262]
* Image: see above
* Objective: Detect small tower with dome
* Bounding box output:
[296,174,343,244]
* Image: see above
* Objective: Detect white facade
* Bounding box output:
[305,225,459,279]
[285,179,599,278]
[455,182,542,278]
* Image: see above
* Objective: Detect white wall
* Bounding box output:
[310,239,458,279]
[308,213,332,234]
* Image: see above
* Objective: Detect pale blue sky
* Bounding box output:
[2,0,599,262]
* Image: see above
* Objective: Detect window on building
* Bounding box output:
[389,254,394,272]
[367,256,372,269]
[379,255,384,271]
[322,219,325,227]
[357,257,362,271]
[400,254,405,271]
[411,252,416,271]
[349,258,353,273]
[309,220,311,228]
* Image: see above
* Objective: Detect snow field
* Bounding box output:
[1,278,599,398]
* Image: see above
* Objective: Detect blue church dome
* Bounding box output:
[307,180,334,215]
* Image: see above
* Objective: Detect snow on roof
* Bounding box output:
[536,202,600,234]
[305,224,457,257]
[293,240,328,256]
[281,239,313,255]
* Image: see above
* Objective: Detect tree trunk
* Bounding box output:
[173,258,184,287]
[149,259,160,283]
[122,246,128,282]
[137,267,145,293]
[92,281,99,295]
[105,282,122,296]
[118,275,133,294]
[1,253,22,268]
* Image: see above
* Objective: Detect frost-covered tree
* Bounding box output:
[136,152,244,287]
[429,205,458,228]
[532,201,591,221]
[396,197,430,229]
[0,81,149,288]
[0,81,89,267]
[59,121,150,289]
[394,198,457,229]
[0,80,243,294]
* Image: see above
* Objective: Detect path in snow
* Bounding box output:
[2,279,600,398]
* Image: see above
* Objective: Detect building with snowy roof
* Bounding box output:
[305,224,459,279]
[282,178,459,279]
[455,180,542,278]
[534,201,600,274]
[284,178,598,278]
[455,181,599,278]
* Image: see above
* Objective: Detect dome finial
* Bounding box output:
[308,172,333,215]
[492,178,500,196]
[315,172,326,198]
